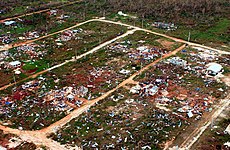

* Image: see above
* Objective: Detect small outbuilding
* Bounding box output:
[206,63,223,76]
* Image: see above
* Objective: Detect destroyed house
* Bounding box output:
[169,57,187,67]
[153,22,177,30]
[9,61,21,68]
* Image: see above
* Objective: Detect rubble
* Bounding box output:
[119,69,130,74]
[153,22,177,30]
[224,124,230,135]
[16,43,45,59]
[9,61,21,68]
[0,76,76,130]
[128,46,166,60]
[24,31,39,39]
[3,21,16,26]
[0,14,228,149]
[117,11,137,18]
[44,86,88,106]
[48,10,57,16]
[130,83,159,96]
[168,57,187,67]
[0,35,13,44]
[56,29,82,42]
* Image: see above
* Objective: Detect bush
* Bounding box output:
[22,63,37,70]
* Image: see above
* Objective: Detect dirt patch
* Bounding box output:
[156,39,175,50]
[106,106,115,112]
[221,74,230,86]
[0,71,11,87]
[27,68,38,74]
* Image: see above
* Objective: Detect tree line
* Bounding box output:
[87,0,230,24]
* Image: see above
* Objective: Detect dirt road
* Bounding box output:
[177,93,230,150]
[0,125,70,150]
[0,0,82,23]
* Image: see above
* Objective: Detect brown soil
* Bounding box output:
[156,39,175,50]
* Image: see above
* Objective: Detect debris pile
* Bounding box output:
[56,29,83,42]
[16,43,46,59]
[24,31,39,39]
[153,22,177,30]
[128,46,166,60]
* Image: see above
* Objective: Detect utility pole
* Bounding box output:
[142,19,144,28]
[211,118,214,128]
[188,31,191,42]
[47,63,50,71]
[103,9,106,17]
[83,12,86,21]
[13,73,16,85]
[75,49,78,59]
[142,14,144,28]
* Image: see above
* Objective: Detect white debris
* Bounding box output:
[14,70,21,75]
[7,137,22,149]
[141,145,151,150]
[125,99,135,104]
[0,146,7,150]
[97,128,103,132]
[130,85,141,94]
[187,110,194,118]
[119,69,130,74]
[118,11,128,17]
[224,124,230,135]
[56,43,63,46]
[4,21,16,26]
[168,57,187,67]
[224,142,230,147]
[9,61,21,68]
